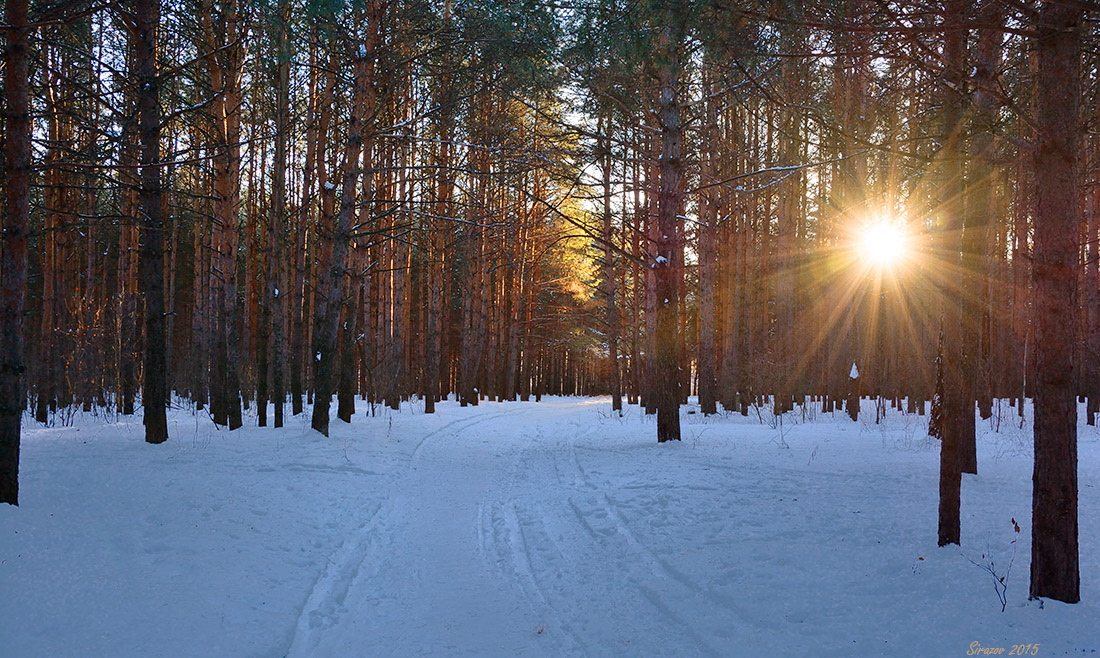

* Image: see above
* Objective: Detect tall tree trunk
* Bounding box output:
[386,165,407,411]
[1012,111,1032,417]
[937,0,967,547]
[460,101,489,407]
[697,64,718,416]
[965,1,1007,444]
[629,134,643,407]
[267,0,290,427]
[190,193,209,409]
[654,20,684,443]
[423,70,455,413]
[1029,0,1082,604]
[312,4,380,435]
[136,0,168,444]
[424,221,442,412]
[116,41,141,417]
[290,36,319,416]
[202,0,246,430]
[644,130,658,415]
[0,0,31,503]
[774,7,803,416]
[248,114,263,421]
[599,114,621,413]
[38,55,60,423]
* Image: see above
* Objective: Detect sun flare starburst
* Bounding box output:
[858,221,909,268]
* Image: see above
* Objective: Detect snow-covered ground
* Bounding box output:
[1,397,1097,657]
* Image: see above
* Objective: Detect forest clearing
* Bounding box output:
[2,397,1098,656]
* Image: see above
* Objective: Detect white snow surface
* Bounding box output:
[2,397,1098,657]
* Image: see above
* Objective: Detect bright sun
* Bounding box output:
[859,222,908,267]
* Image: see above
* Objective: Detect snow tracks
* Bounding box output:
[287,400,787,657]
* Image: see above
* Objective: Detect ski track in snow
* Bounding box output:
[483,422,592,655]
[290,402,548,657]
[285,498,391,657]
[516,422,729,657]
[408,406,525,469]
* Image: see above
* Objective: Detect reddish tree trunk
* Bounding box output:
[697,66,718,416]
[654,21,684,443]
[599,115,621,413]
[312,4,381,435]
[937,0,966,547]
[1,0,31,503]
[1029,0,1082,604]
[267,0,291,428]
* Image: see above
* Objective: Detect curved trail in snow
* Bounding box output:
[285,400,761,657]
[285,403,553,657]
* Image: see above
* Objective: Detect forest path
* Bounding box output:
[285,401,569,657]
[285,398,777,658]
